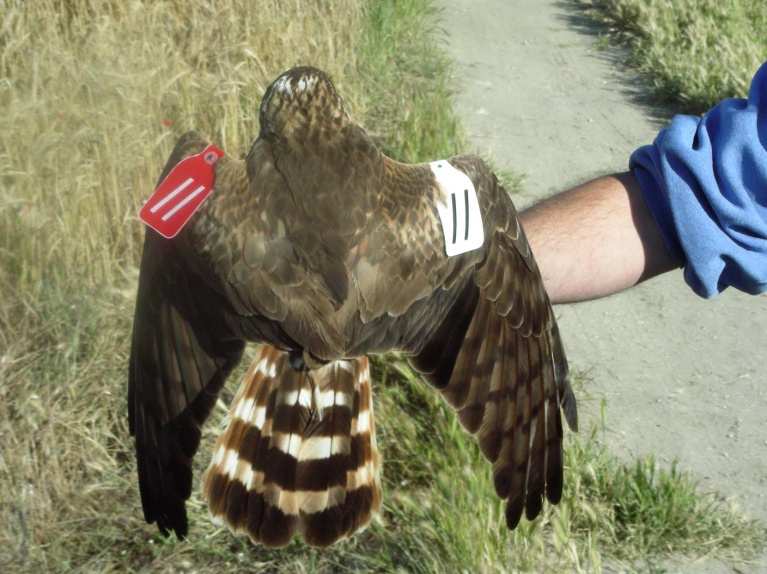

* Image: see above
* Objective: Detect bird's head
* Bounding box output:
[258,66,350,146]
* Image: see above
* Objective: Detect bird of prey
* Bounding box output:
[129,65,578,548]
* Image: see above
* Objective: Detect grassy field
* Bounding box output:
[577,0,767,113]
[1,0,764,572]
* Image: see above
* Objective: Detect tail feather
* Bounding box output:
[202,345,381,547]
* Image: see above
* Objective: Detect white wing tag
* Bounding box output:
[429,160,484,256]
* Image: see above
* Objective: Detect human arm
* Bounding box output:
[522,60,767,304]
[520,172,681,304]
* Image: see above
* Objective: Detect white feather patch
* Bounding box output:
[356,410,370,434]
[337,361,354,373]
[260,485,348,516]
[234,397,255,422]
[295,75,318,93]
[298,436,351,460]
[298,387,312,408]
[274,75,292,96]
[271,432,294,456]
[252,406,266,429]
[255,356,277,377]
[213,445,226,466]
[223,449,239,478]
[281,387,312,406]
[317,388,349,409]
[239,465,254,490]
[347,464,371,489]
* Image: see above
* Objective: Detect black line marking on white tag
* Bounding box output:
[451,193,457,244]
[464,189,469,240]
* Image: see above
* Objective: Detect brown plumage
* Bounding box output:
[201,346,380,546]
[128,65,577,547]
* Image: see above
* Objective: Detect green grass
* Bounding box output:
[1,0,764,572]
[576,0,767,113]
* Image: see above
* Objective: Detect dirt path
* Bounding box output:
[438,0,767,571]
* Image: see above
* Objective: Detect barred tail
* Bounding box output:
[202,345,381,547]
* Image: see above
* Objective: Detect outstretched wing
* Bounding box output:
[408,155,577,529]
[129,132,246,538]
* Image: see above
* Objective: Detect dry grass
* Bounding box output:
[1,0,366,293]
[1,0,763,572]
[577,0,767,112]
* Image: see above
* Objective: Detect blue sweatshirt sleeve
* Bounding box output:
[629,61,767,298]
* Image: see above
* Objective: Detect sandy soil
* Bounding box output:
[437,0,767,571]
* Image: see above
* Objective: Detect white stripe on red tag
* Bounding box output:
[139,144,225,239]
[149,177,194,214]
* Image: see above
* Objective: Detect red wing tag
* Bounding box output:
[139,144,224,239]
